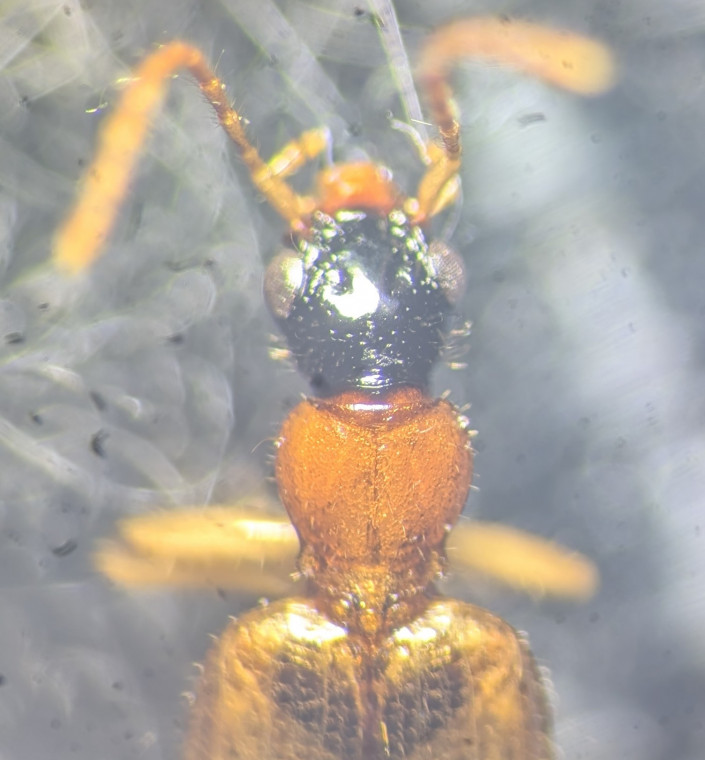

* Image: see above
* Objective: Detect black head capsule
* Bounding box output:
[264,210,465,396]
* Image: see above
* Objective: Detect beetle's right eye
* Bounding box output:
[427,240,466,306]
[264,249,305,321]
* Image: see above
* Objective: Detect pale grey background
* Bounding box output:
[0,1,703,759]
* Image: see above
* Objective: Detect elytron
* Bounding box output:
[54,14,613,760]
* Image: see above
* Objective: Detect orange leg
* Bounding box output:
[53,42,315,274]
[412,17,615,224]
[96,504,597,602]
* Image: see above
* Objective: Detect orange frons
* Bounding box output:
[315,163,403,217]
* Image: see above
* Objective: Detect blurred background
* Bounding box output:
[0,1,703,758]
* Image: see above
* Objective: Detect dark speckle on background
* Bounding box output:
[0,1,703,759]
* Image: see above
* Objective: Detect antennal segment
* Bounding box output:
[413,17,615,223]
[53,42,318,273]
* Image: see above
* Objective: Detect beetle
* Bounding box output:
[53,14,613,760]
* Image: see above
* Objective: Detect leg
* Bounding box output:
[94,507,597,601]
[94,504,298,596]
[448,520,598,600]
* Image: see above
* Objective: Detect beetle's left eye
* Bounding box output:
[264,249,305,320]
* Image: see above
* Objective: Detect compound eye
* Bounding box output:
[264,249,305,321]
[427,240,466,306]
